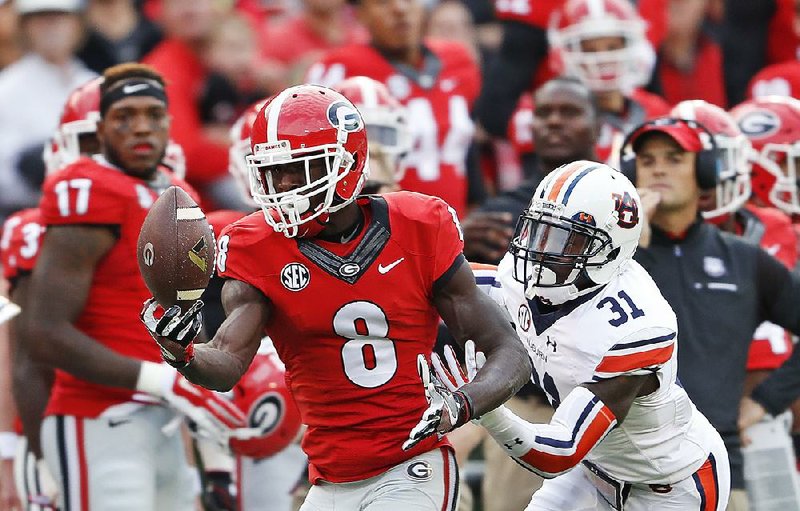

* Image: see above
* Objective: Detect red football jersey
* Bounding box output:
[493,0,563,28]
[743,204,797,371]
[306,40,481,218]
[1,208,44,286]
[217,192,464,483]
[207,209,248,240]
[38,157,200,417]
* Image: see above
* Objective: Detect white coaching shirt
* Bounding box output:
[494,255,720,484]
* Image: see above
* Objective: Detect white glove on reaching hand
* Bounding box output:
[402,341,485,451]
[431,340,486,391]
[136,362,246,446]
[140,299,203,368]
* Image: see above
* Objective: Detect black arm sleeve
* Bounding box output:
[750,247,800,415]
[474,21,549,137]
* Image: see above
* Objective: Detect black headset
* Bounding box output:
[618,118,721,191]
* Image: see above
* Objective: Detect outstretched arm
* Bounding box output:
[480,374,656,479]
[434,259,531,418]
[172,279,271,392]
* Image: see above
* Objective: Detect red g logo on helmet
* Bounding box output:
[613,192,639,228]
[229,352,302,459]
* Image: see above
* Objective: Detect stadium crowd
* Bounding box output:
[2,0,800,509]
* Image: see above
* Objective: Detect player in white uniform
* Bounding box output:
[426,160,730,510]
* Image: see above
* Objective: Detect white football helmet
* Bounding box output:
[511,160,642,305]
[548,0,655,94]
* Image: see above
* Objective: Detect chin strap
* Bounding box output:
[479,386,617,479]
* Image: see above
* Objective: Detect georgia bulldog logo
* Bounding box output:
[327,101,363,132]
[737,110,780,139]
[612,192,639,229]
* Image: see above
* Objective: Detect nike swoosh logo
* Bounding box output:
[108,418,131,428]
[123,83,149,94]
[378,257,404,274]
[765,244,780,256]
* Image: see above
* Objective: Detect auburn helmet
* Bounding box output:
[731,96,800,215]
[229,350,302,459]
[548,0,655,93]
[511,160,642,305]
[247,85,369,238]
[229,98,271,206]
[671,100,752,220]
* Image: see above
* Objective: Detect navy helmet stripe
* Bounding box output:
[561,165,600,205]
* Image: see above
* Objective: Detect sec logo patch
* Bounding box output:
[406,460,433,481]
[281,263,310,291]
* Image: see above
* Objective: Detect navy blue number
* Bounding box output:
[597,291,645,327]
[618,290,644,319]
[531,366,561,408]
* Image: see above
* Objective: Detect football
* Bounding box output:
[137,186,216,312]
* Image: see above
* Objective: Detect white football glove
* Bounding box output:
[402,344,482,451]
[431,340,486,392]
[140,299,203,368]
[136,362,246,446]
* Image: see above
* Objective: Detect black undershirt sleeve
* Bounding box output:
[750,247,800,415]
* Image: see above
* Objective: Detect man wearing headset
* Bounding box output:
[621,117,800,510]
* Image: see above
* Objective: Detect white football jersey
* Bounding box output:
[495,254,721,484]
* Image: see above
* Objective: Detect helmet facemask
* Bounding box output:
[552,19,653,93]
[247,133,356,238]
[511,206,613,305]
[760,143,800,215]
[702,134,752,220]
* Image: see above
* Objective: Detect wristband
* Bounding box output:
[0,432,18,460]
[165,342,194,370]
[453,390,473,426]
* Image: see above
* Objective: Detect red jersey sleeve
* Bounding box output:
[432,197,466,285]
[1,209,44,282]
[39,163,128,226]
[216,213,268,286]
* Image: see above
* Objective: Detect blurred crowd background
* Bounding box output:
[0,0,798,221]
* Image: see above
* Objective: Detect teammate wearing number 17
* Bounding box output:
[142,84,531,511]
[434,161,730,510]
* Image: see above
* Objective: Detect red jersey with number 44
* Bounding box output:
[306,41,480,218]
[38,157,200,417]
[1,208,44,286]
[217,192,464,483]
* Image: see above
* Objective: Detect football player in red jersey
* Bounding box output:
[142,84,531,511]
[24,63,246,511]
[304,0,481,218]
[547,0,669,164]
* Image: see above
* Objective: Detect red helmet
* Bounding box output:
[548,0,655,93]
[229,98,271,206]
[46,77,103,174]
[247,85,369,238]
[730,96,800,215]
[333,76,410,168]
[670,100,752,219]
[229,350,302,459]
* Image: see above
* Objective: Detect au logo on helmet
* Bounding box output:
[327,101,363,132]
[612,192,639,229]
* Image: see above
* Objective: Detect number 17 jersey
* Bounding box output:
[217,192,465,483]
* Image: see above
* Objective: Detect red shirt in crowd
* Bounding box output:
[143,39,229,201]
